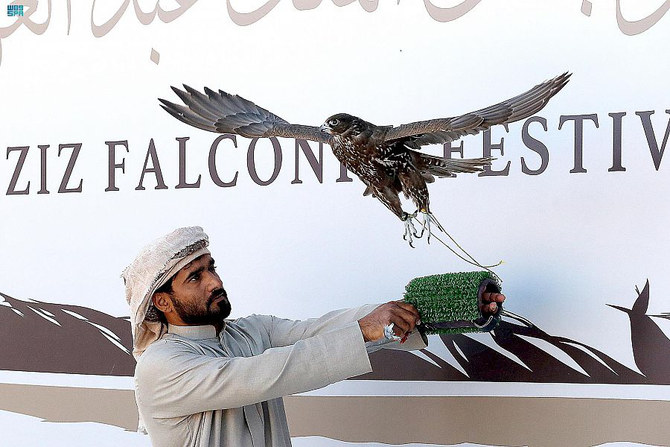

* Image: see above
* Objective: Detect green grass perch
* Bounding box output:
[404,271,502,334]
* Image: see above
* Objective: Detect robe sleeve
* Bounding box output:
[135,321,372,419]
[253,304,427,352]
[252,304,378,347]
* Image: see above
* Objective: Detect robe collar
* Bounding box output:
[167,324,217,340]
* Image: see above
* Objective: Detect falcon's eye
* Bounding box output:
[328,118,340,126]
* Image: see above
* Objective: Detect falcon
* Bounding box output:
[159,73,570,245]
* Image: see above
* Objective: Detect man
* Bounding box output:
[123,227,504,447]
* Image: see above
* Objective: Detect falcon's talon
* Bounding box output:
[401,216,419,247]
[418,212,445,243]
[402,210,418,220]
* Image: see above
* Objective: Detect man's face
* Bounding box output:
[165,254,231,326]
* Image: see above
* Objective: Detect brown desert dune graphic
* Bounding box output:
[1,282,669,447]
[362,280,668,384]
[0,293,135,376]
[0,280,668,384]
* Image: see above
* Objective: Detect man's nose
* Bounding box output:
[205,270,223,290]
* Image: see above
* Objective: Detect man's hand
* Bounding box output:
[480,292,505,315]
[358,301,421,342]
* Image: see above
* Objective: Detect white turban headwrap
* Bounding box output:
[122,226,210,359]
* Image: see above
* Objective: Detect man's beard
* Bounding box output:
[169,288,231,326]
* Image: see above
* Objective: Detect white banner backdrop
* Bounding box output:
[1,1,669,446]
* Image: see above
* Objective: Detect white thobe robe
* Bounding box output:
[135,305,426,447]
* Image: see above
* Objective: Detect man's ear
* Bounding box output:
[152,292,173,314]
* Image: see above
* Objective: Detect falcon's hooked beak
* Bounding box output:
[319,123,332,135]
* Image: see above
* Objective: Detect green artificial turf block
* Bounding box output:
[404,271,502,334]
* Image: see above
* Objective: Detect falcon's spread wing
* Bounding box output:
[159,86,332,144]
[384,72,571,148]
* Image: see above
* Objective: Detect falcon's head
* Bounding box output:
[320,113,364,137]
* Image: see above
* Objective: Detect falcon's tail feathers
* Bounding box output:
[419,153,493,177]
